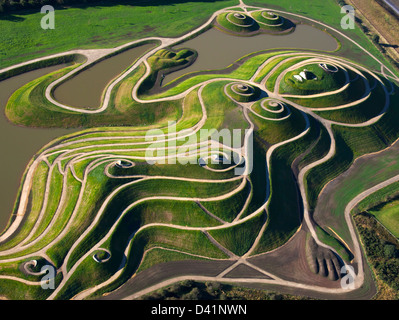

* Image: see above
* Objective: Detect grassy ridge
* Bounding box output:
[5,63,182,129]
[305,84,398,212]
[286,73,366,109]
[137,247,209,273]
[201,182,251,222]
[245,0,398,76]
[138,48,197,94]
[66,166,241,270]
[314,81,388,124]
[253,117,320,253]
[79,224,229,300]
[0,161,49,251]
[209,210,266,256]
[250,101,308,145]
[281,63,347,95]
[315,225,353,262]
[45,163,121,268]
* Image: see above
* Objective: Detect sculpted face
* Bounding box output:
[0,4,397,300]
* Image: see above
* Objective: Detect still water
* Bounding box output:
[164,24,338,84]
[53,43,155,109]
[0,65,76,233]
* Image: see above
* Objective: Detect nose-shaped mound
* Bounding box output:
[226,82,262,103]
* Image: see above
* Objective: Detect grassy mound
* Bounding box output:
[138,48,197,94]
[226,82,262,103]
[215,12,259,34]
[250,10,294,32]
[280,63,347,95]
[286,69,367,109]
[313,80,387,124]
[251,98,290,119]
[251,101,307,145]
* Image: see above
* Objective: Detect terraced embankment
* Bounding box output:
[0,1,398,300]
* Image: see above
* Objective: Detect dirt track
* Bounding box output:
[348,0,399,62]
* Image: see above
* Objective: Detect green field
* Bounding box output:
[369,200,399,238]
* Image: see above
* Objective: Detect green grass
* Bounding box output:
[201,181,251,222]
[250,100,308,145]
[281,63,347,95]
[215,11,260,34]
[265,56,309,92]
[0,273,63,300]
[297,122,330,170]
[315,225,353,262]
[368,200,399,238]
[5,63,182,129]
[355,181,399,215]
[286,69,366,109]
[250,10,284,26]
[245,0,399,77]
[46,162,120,268]
[0,161,49,251]
[251,98,290,119]
[314,81,388,124]
[225,82,262,103]
[303,115,396,213]
[0,0,238,69]
[137,247,210,273]
[66,164,241,270]
[253,117,320,253]
[139,48,197,94]
[87,225,229,299]
[311,128,399,247]
[209,210,266,256]
[2,0,399,300]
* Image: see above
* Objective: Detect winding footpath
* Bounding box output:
[0,0,397,300]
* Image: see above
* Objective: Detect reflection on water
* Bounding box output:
[53,43,155,109]
[0,65,76,233]
[164,24,338,84]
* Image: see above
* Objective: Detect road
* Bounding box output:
[383,0,399,16]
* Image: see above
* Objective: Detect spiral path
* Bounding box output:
[0,0,398,300]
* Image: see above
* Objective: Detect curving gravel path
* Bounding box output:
[0,0,397,301]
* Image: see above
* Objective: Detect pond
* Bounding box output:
[53,43,156,109]
[0,64,77,233]
[163,24,338,85]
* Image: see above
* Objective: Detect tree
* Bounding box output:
[182,287,202,300]
[372,34,380,44]
[384,243,397,259]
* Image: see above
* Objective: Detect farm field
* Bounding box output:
[0,0,398,302]
[369,200,399,238]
